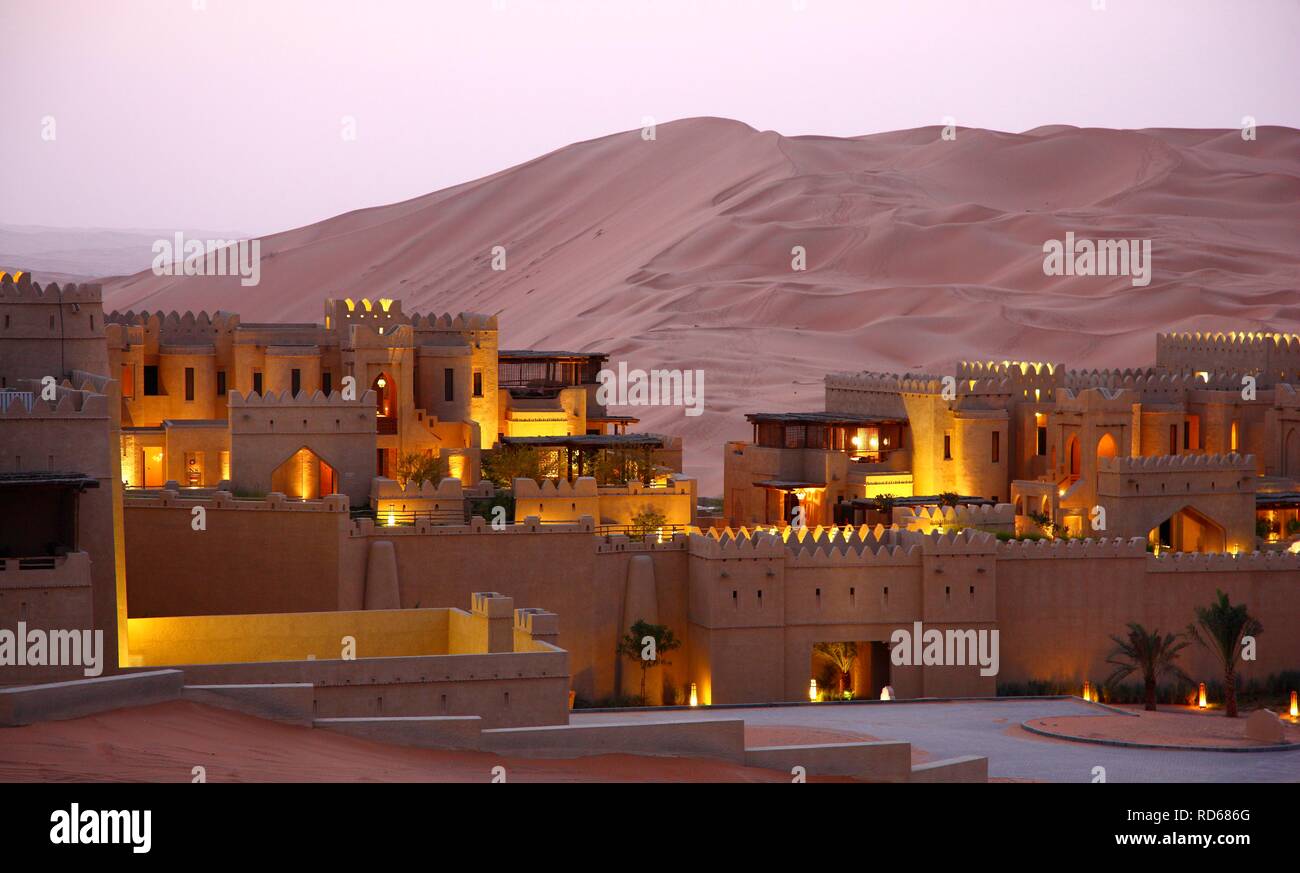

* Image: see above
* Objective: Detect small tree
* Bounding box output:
[937,491,961,508]
[872,493,898,522]
[1104,623,1190,711]
[480,445,560,489]
[394,451,442,490]
[814,641,858,694]
[616,619,682,704]
[629,506,668,541]
[1188,589,1262,718]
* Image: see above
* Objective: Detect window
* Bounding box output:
[1169,424,1178,455]
[291,368,302,397]
[1182,421,1190,451]
[943,433,952,460]
[444,368,454,402]
[253,371,263,395]
[184,367,195,402]
[1230,420,1239,452]
[1036,425,1047,456]
[216,371,226,396]
[473,371,483,398]
[143,365,160,396]
[322,371,332,396]
[991,430,1000,463]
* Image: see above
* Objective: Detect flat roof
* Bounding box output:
[499,350,609,361]
[746,411,906,426]
[754,479,827,490]
[500,434,664,449]
[849,494,992,507]
[0,471,100,490]
[161,419,227,428]
[1257,492,1300,508]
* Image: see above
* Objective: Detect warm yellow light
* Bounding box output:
[880,686,892,701]
[851,436,862,448]
[386,511,396,527]
[376,376,387,389]
[868,435,879,450]
[689,683,699,707]
[1290,690,1298,718]
[1082,680,1092,703]
[1198,682,1208,709]
[809,679,818,702]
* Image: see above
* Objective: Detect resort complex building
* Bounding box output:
[2,273,1297,739]
[725,337,1300,552]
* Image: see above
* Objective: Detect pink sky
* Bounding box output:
[2,0,1296,235]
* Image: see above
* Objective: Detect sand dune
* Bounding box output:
[102,118,1300,492]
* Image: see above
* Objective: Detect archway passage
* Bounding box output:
[1067,435,1081,481]
[1096,432,1119,462]
[271,447,337,500]
[1285,427,1300,477]
[810,640,890,701]
[1148,505,1226,554]
[372,371,397,434]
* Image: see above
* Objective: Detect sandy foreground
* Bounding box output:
[1022,705,1300,748]
[0,701,864,783]
[98,118,1300,493]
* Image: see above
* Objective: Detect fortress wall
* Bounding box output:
[514,477,695,526]
[127,607,451,666]
[0,277,109,383]
[1157,331,1300,382]
[0,380,125,679]
[344,517,605,698]
[123,493,351,617]
[227,388,377,505]
[176,648,567,728]
[994,538,1300,688]
[592,538,692,702]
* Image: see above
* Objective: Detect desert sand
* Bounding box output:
[0,701,865,783]
[100,118,1300,492]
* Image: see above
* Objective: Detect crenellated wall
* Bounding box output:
[227,388,377,505]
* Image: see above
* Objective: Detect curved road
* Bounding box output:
[571,698,1300,782]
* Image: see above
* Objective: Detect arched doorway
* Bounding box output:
[1285,428,1300,477]
[271,447,337,500]
[1096,432,1118,462]
[1148,505,1226,553]
[372,371,397,434]
[1066,435,1081,481]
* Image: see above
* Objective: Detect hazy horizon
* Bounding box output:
[3,0,1297,235]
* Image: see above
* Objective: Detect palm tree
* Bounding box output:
[1104,623,1191,711]
[814,642,858,694]
[1188,589,1262,718]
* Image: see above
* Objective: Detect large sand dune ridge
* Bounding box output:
[103,118,1300,492]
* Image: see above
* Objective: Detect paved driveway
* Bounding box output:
[571,699,1300,782]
